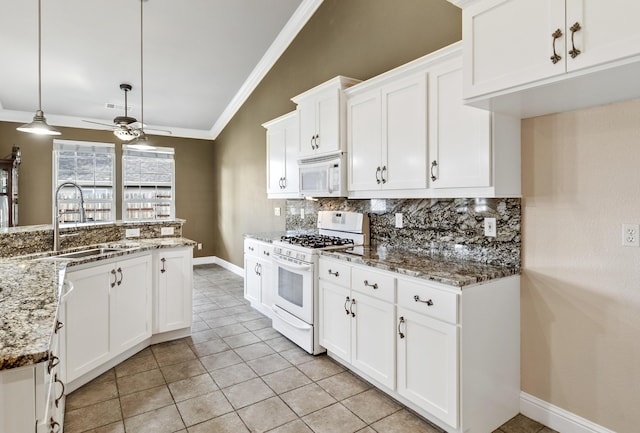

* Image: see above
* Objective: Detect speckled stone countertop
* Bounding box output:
[0,237,196,371]
[320,245,520,288]
[244,231,314,243]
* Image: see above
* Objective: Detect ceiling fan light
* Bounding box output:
[16,110,61,136]
[113,127,138,141]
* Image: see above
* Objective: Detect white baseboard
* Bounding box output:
[520,392,616,433]
[193,255,243,277]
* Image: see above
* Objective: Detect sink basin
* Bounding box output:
[55,247,124,259]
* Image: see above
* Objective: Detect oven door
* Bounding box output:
[272,255,314,324]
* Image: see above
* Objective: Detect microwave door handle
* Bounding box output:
[272,255,313,272]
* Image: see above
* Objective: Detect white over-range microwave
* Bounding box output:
[298,152,346,197]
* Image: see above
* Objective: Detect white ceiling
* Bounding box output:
[0,0,322,140]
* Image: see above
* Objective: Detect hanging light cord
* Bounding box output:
[37,0,43,112]
[140,0,144,134]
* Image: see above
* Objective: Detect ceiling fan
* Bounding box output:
[82,83,171,140]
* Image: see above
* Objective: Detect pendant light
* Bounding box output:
[17,0,61,136]
[129,0,155,150]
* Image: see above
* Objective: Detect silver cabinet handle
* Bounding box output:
[344,296,351,315]
[363,280,378,290]
[117,267,123,286]
[314,134,319,149]
[256,263,262,276]
[263,250,270,257]
[49,417,61,433]
[47,353,60,374]
[110,269,117,288]
[398,316,406,339]
[54,373,65,408]
[430,160,438,181]
[414,295,434,306]
[328,269,339,277]
[349,298,356,317]
[375,167,381,184]
[310,135,315,150]
[569,22,581,58]
[550,28,563,64]
[381,165,387,184]
[160,257,167,273]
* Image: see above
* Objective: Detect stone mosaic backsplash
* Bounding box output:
[0,220,184,258]
[286,198,521,268]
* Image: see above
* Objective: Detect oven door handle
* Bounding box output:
[272,255,313,272]
[272,306,312,330]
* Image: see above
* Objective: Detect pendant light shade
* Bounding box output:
[17,0,61,136]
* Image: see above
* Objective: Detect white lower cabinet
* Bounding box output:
[63,253,152,383]
[397,307,458,427]
[319,256,520,433]
[319,261,395,389]
[243,239,273,318]
[0,308,65,433]
[154,247,193,333]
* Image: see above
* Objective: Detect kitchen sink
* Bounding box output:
[54,247,128,259]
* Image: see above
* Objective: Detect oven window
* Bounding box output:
[278,267,304,307]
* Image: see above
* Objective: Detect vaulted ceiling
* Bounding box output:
[0,0,321,139]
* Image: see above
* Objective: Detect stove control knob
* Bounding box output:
[286,250,291,256]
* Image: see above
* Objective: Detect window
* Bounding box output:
[122,145,175,221]
[53,140,116,225]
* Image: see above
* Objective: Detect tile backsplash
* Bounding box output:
[286,198,521,268]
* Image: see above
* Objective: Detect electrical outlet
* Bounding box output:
[274,207,281,216]
[395,213,403,228]
[300,209,305,219]
[484,217,497,237]
[621,223,640,247]
[125,228,140,238]
[197,243,203,250]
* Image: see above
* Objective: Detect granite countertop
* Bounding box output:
[0,237,196,371]
[320,245,520,288]
[244,230,315,243]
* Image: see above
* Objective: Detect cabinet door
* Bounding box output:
[463,0,565,98]
[351,293,396,389]
[429,58,491,189]
[347,90,381,191]
[259,258,273,314]
[156,248,193,333]
[382,74,427,190]
[110,255,152,353]
[63,263,112,382]
[315,88,341,155]
[566,0,640,73]
[266,126,287,194]
[298,101,317,157]
[318,280,351,361]
[282,115,300,194]
[244,255,261,305]
[397,308,458,428]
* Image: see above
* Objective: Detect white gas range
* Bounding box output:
[270,211,369,354]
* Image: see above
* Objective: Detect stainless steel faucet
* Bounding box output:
[54,181,86,251]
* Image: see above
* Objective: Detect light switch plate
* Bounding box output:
[395,213,403,228]
[274,207,281,216]
[161,227,174,236]
[300,209,305,219]
[125,228,140,238]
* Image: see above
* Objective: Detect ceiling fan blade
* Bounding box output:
[82,120,115,128]
[145,127,173,135]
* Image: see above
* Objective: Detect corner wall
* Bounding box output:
[211,0,462,267]
[521,99,640,432]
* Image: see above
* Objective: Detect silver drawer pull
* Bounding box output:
[344,296,351,315]
[363,280,378,289]
[414,295,433,306]
[328,269,339,277]
[398,316,405,339]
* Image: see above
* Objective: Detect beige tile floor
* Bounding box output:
[64,264,556,433]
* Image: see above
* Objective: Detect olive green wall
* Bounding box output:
[0,122,215,257]
[212,0,462,267]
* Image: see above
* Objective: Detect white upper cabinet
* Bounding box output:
[292,76,360,158]
[348,42,520,198]
[264,111,300,198]
[459,0,640,117]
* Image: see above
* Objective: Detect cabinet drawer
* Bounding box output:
[397,278,458,324]
[244,239,272,259]
[351,266,395,303]
[319,259,351,287]
[258,244,273,259]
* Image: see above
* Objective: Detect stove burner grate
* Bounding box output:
[280,234,355,249]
